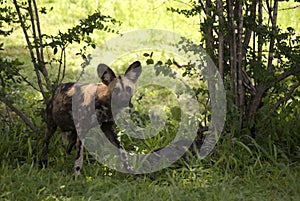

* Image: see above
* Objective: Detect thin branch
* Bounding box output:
[279,5,300,11]
[198,0,207,15]
[173,59,189,69]
[275,82,300,109]
[19,74,41,92]
[0,98,37,132]
[242,69,256,96]
[13,0,47,100]
[61,47,67,83]
[32,0,51,90]
[277,67,300,82]
[154,0,184,10]
[13,1,35,65]
[32,0,44,65]
[28,0,40,63]
[28,0,47,93]
[265,0,273,25]
[57,47,64,83]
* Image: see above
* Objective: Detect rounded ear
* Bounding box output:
[97,64,116,85]
[124,61,142,83]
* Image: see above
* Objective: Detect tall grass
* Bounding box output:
[1,127,299,200]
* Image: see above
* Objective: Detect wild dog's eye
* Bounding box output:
[125,86,132,94]
[114,88,120,94]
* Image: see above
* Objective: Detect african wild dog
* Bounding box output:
[39,61,142,177]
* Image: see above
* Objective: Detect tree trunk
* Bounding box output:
[246,84,267,133]
[205,0,215,59]
[267,0,278,72]
[258,0,263,65]
[236,0,245,130]
[227,0,237,105]
[216,0,224,78]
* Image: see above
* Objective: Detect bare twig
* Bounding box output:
[28,0,40,63]
[32,0,44,65]
[198,0,206,15]
[19,74,41,92]
[0,98,37,132]
[61,47,67,83]
[57,47,64,83]
[242,69,256,96]
[279,5,300,11]
[13,0,47,100]
[32,0,50,90]
[173,59,188,68]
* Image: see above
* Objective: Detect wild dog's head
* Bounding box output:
[97,61,142,113]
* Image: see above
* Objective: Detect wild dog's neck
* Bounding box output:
[95,79,117,105]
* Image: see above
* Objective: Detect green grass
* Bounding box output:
[0,123,299,201]
[1,117,299,201]
[1,157,299,201]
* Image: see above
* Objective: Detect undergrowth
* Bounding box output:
[1,123,299,201]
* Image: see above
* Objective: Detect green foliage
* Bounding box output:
[169,0,300,163]
[0,58,23,95]
[0,0,121,132]
[0,0,17,37]
[45,10,120,59]
[167,1,201,18]
[0,0,22,97]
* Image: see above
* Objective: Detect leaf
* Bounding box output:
[165,59,172,65]
[146,58,154,65]
[40,7,47,14]
[53,47,58,55]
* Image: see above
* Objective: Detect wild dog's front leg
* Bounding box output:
[101,122,134,173]
[39,121,57,168]
[74,135,85,178]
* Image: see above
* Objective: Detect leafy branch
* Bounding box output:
[1,0,120,132]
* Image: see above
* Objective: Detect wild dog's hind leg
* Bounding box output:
[74,131,85,178]
[66,131,77,154]
[62,132,67,161]
[101,121,134,173]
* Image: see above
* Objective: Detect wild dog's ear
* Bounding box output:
[97,64,116,85]
[124,61,142,83]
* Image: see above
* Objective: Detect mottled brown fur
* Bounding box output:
[39,61,142,177]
